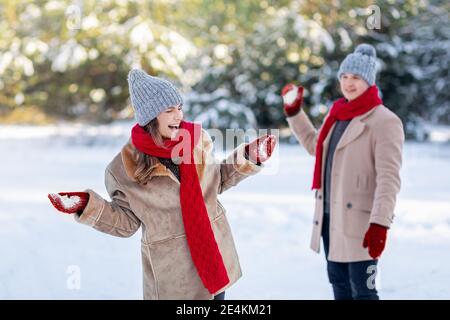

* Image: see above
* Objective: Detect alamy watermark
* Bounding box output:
[353,5,381,30]
[66,265,81,290]
[166,127,280,175]
[366,263,382,291]
[66,1,83,30]
[366,5,381,30]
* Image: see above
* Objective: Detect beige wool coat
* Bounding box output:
[287,105,404,262]
[75,129,262,299]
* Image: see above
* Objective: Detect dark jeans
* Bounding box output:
[214,291,225,300]
[322,212,379,300]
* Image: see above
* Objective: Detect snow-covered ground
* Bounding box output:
[1,121,450,299]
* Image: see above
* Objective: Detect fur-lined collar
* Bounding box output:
[120,131,210,184]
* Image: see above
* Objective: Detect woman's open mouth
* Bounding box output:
[168,124,180,132]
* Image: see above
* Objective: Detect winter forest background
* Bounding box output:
[1,0,450,299]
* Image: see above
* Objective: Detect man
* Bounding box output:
[281,44,404,299]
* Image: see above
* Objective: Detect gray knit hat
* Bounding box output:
[337,44,377,85]
[127,69,183,126]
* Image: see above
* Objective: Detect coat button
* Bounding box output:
[347,202,352,209]
[318,195,322,200]
[314,220,319,225]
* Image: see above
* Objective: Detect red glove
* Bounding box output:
[363,223,388,259]
[281,83,304,117]
[48,192,89,214]
[245,135,277,165]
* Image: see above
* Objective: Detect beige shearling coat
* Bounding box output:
[75,129,262,299]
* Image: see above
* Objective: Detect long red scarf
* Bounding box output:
[131,121,230,294]
[312,85,383,189]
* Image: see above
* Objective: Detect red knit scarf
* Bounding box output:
[131,120,230,294]
[312,85,383,189]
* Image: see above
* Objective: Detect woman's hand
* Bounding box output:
[281,83,304,117]
[48,192,89,214]
[245,135,277,165]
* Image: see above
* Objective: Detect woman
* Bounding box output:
[48,69,276,300]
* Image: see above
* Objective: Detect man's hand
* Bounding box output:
[281,83,304,117]
[363,223,388,259]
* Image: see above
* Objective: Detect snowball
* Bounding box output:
[59,195,81,208]
[258,136,273,160]
[283,86,298,105]
[258,142,268,160]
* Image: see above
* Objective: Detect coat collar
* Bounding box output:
[120,132,208,184]
[335,104,381,150]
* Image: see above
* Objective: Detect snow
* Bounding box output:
[423,123,450,143]
[57,194,80,209]
[282,86,298,105]
[184,91,258,130]
[51,40,88,73]
[258,143,268,160]
[257,135,275,161]
[1,122,450,299]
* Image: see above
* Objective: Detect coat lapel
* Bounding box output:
[335,120,366,151]
[335,106,379,151]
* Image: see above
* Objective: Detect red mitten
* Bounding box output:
[281,83,304,117]
[48,192,89,214]
[363,223,388,259]
[245,135,277,165]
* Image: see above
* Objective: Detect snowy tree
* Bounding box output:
[1,0,448,140]
[368,0,450,139]
[184,2,335,130]
[0,0,196,122]
[184,0,449,139]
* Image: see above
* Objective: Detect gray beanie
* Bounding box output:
[127,69,183,126]
[337,44,377,86]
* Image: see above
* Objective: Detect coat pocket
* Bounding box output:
[141,241,159,299]
[355,174,376,194]
[343,194,373,239]
[210,212,242,287]
[147,235,209,299]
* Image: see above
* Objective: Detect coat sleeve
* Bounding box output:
[74,168,141,237]
[286,110,319,156]
[200,129,263,194]
[369,115,405,227]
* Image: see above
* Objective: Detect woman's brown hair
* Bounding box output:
[133,118,165,184]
